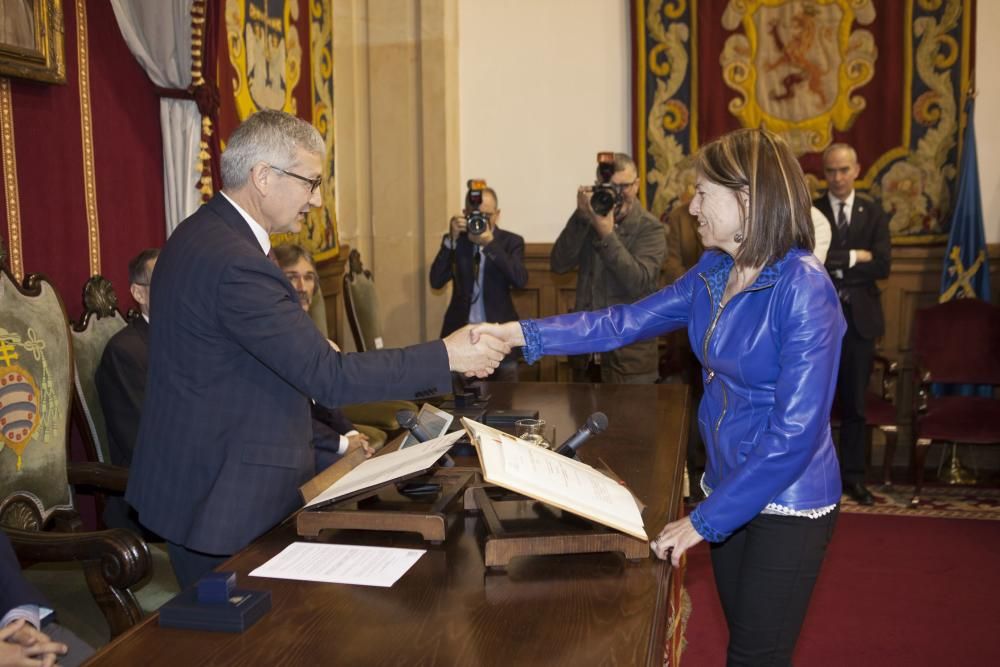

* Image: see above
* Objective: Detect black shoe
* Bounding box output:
[843,482,874,505]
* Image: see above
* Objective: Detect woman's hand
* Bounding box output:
[650,516,703,567]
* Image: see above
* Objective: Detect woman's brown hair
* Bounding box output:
[694,128,814,267]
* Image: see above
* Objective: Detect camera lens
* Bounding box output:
[467,211,488,235]
[590,186,616,217]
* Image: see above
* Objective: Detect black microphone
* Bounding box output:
[396,409,454,470]
[554,412,609,457]
[396,409,434,443]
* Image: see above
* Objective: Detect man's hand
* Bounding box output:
[470,322,525,348]
[576,186,595,221]
[470,225,494,247]
[443,325,510,378]
[576,186,614,238]
[0,618,68,667]
[449,215,467,242]
[345,432,373,458]
[854,249,873,263]
[650,516,704,568]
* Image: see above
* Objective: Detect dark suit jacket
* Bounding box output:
[126,193,452,555]
[429,228,528,337]
[1,530,47,616]
[815,193,891,339]
[95,317,149,467]
[311,403,356,472]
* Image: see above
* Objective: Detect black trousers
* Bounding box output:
[710,507,839,666]
[837,311,876,485]
[167,541,229,590]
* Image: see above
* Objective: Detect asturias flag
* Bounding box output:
[940,98,991,303]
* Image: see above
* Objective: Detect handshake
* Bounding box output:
[442,322,527,378]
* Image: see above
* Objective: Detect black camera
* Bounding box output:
[466,179,489,235]
[590,152,621,217]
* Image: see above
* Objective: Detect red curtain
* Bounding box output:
[0,0,165,319]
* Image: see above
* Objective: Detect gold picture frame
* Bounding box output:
[0,0,65,84]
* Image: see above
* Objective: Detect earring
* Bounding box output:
[734,232,744,243]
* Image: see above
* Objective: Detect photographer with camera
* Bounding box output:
[430,181,528,382]
[551,152,666,384]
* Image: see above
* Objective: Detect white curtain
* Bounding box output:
[110,0,201,236]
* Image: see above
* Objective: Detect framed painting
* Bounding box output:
[0,0,65,84]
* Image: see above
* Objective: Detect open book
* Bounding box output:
[462,418,647,541]
[304,431,465,508]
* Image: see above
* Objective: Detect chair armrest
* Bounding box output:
[7,526,150,637]
[67,461,129,493]
[872,354,899,403]
[7,526,150,590]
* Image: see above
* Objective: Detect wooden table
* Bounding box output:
[86,382,689,667]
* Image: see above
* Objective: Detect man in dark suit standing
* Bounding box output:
[126,110,508,588]
[429,186,527,382]
[815,143,891,505]
[96,248,159,468]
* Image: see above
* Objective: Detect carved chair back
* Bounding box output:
[0,268,75,530]
[71,276,127,464]
[343,249,384,352]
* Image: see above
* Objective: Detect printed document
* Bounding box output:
[250,542,424,587]
[463,418,647,540]
[305,431,464,508]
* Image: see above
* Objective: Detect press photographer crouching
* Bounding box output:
[551,152,666,384]
[429,180,528,382]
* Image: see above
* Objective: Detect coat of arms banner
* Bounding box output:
[634,0,975,242]
[216,0,338,259]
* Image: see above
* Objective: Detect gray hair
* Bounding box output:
[220,110,325,190]
[822,143,858,164]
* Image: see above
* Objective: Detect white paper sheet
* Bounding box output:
[249,542,424,587]
[304,430,465,508]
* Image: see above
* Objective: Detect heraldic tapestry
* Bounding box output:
[634,0,975,243]
[218,0,338,259]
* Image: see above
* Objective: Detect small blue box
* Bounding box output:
[196,571,236,604]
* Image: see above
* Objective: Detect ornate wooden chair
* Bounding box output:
[910,298,1000,505]
[70,276,127,464]
[830,355,900,486]
[67,275,180,631]
[0,266,150,642]
[340,249,418,431]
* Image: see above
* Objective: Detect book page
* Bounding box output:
[463,419,647,540]
[305,431,463,508]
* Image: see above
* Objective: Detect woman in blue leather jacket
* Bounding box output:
[474,128,845,665]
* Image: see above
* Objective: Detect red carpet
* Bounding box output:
[681,513,1000,666]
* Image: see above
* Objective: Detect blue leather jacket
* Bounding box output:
[522,248,844,541]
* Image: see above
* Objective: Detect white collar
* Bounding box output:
[220,191,271,255]
[827,189,855,212]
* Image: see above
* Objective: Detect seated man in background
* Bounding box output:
[95,248,159,535]
[1,531,87,666]
[273,243,374,471]
[96,248,159,467]
[429,184,527,382]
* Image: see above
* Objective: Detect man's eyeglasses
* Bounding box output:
[270,165,323,193]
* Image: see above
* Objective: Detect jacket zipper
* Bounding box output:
[699,274,773,442]
[699,274,729,440]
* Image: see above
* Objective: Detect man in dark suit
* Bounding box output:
[125,110,509,588]
[429,186,527,382]
[815,143,891,505]
[273,242,374,471]
[96,248,158,468]
[0,531,75,666]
